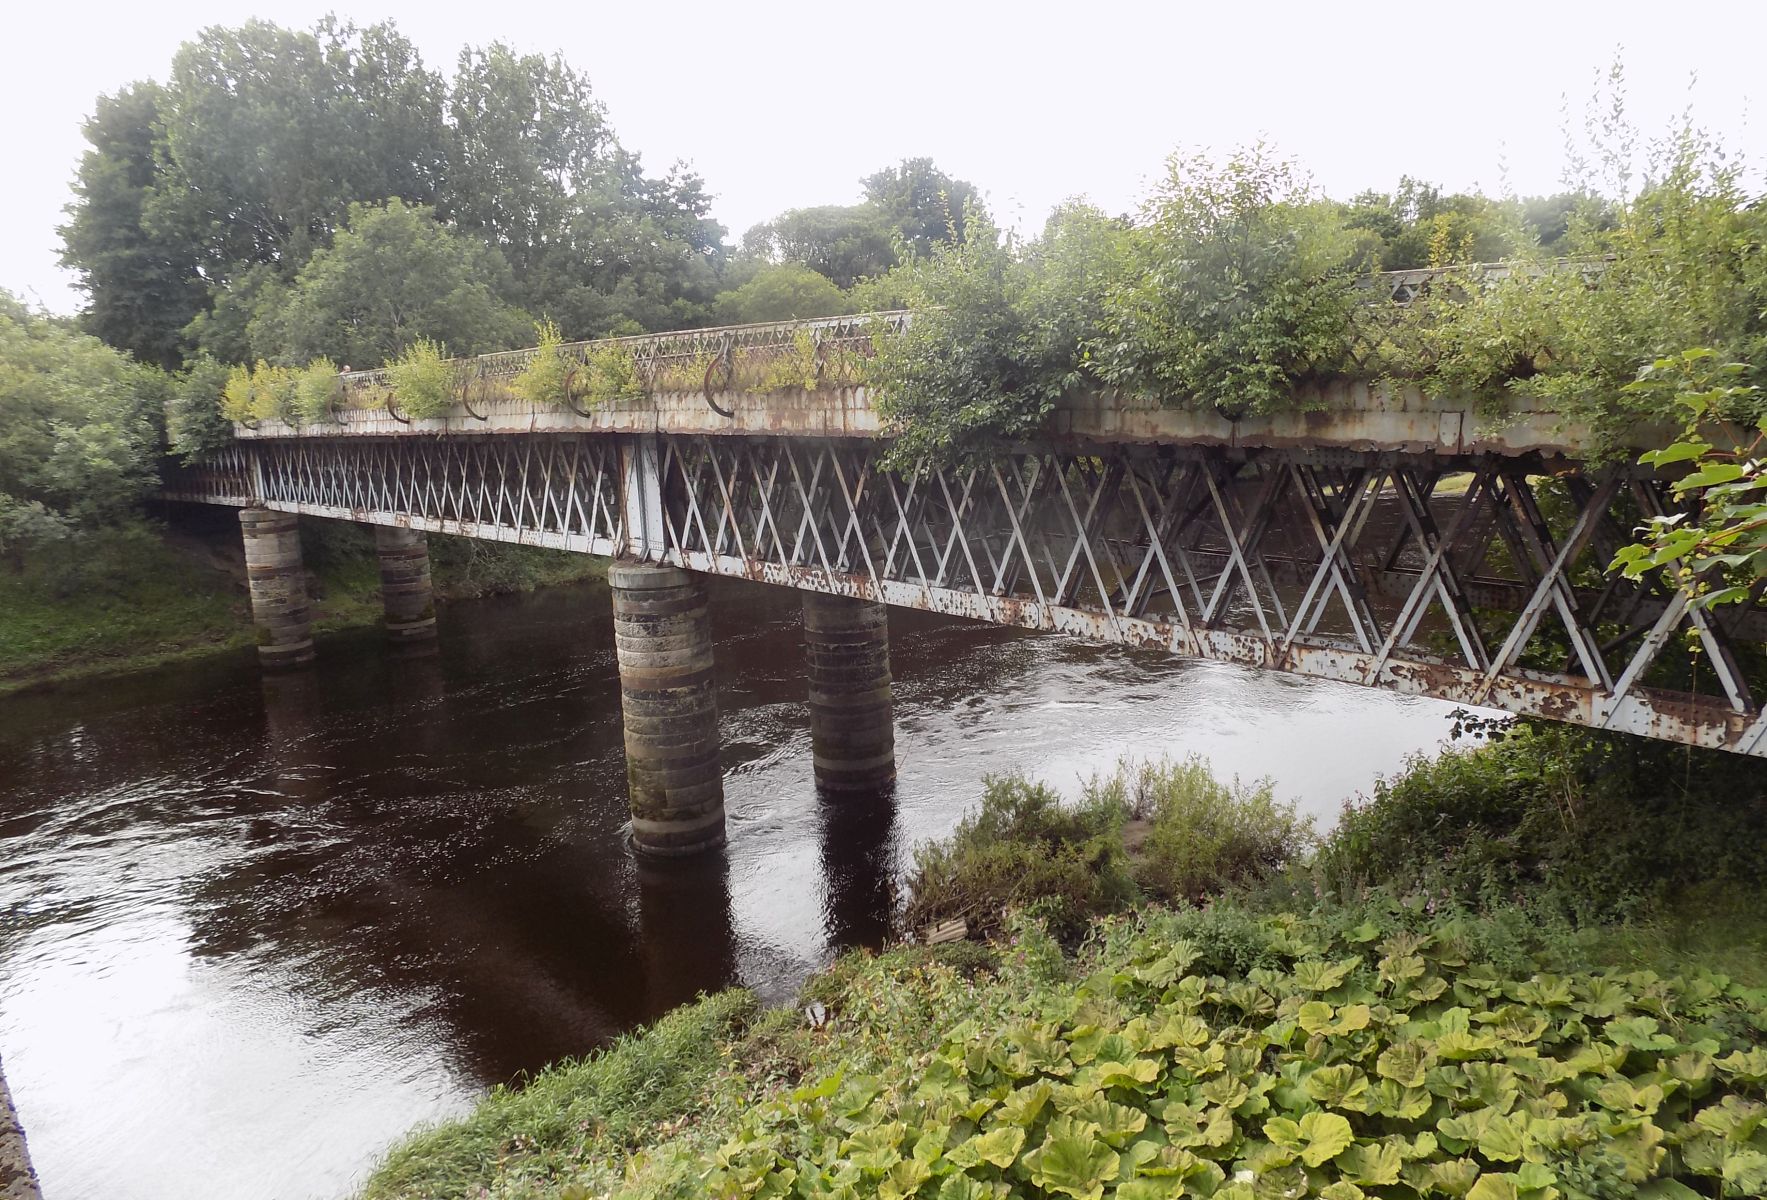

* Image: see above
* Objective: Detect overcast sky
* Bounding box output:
[4,0,1761,313]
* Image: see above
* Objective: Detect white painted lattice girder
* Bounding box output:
[161,433,1767,755]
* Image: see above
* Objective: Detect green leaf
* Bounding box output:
[1466,1175,1518,1200]
[947,1126,1025,1170]
[1337,1140,1402,1186]
[1022,1119,1121,1200]
[1268,1110,1354,1167]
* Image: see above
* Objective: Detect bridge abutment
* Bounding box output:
[239,508,314,670]
[373,526,437,643]
[610,564,726,856]
[802,593,895,793]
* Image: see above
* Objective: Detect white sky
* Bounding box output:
[4,0,1762,314]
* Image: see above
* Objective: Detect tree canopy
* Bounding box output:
[0,295,167,555]
[59,18,728,368]
[246,199,526,369]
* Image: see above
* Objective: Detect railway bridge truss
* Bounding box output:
[165,381,1767,756]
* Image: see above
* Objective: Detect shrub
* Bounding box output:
[511,319,572,409]
[872,204,1130,468]
[220,363,255,422]
[1094,146,1363,417]
[291,357,341,424]
[385,337,458,420]
[1093,756,1312,904]
[579,341,645,407]
[902,758,1310,940]
[901,773,1135,940]
[515,321,646,412]
[1317,720,1767,921]
[167,355,235,461]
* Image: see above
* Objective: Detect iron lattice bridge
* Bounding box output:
[167,431,1767,756]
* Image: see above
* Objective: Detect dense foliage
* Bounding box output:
[1612,351,1767,608]
[904,759,1310,940]
[871,95,1765,469]
[361,896,1767,1200]
[1316,721,1767,923]
[59,20,729,365]
[0,295,166,556]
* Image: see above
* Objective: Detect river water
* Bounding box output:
[0,576,1465,1199]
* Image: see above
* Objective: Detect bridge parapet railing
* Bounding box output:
[234,262,1615,454]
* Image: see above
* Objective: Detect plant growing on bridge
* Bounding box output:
[511,320,573,410]
[755,328,822,393]
[1391,100,1767,452]
[220,361,297,423]
[290,358,341,425]
[1092,146,1364,418]
[579,341,645,408]
[873,204,1128,468]
[385,338,459,421]
[512,320,647,411]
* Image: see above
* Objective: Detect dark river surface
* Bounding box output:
[0,576,1467,1199]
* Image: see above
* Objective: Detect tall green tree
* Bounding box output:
[57,83,207,370]
[713,264,852,324]
[741,205,897,290]
[60,19,725,362]
[861,157,982,259]
[248,199,526,369]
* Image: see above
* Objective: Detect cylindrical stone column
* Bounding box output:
[240,508,314,670]
[374,525,437,643]
[803,593,895,793]
[610,564,726,856]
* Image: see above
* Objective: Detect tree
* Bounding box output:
[741,205,896,291]
[518,154,727,337]
[57,83,207,369]
[152,18,449,275]
[0,295,167,553]
[61,19,728,362]
[861,157,983,259]
[713,264,852,324]
[249,199,526,368]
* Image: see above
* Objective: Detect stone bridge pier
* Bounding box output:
[239,508,314,669]
[238,512,439,667]
[236,513,901,857]
[608,567,898,857]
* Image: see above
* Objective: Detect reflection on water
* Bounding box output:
[0,576,1467,1199]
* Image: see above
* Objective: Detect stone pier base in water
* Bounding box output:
[373,525,437,643]
[610,564,726,856]
[240,508,314,669]
[0,1053,42,1200]
[802,593,895,793]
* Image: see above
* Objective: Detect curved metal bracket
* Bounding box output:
[703,333,737,418]
[562,363,597,419]
[460,368,489,421]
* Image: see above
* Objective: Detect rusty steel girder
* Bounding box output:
[162,433,1767,756]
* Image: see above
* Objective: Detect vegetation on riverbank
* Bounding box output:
[0,516,604,695]
[360,732,1767,1200]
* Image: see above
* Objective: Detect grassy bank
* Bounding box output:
[359,734,1767,1200]
[0,515,604,695]
[362,898,1767,1200]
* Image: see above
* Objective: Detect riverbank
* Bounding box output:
[0,512,605,697]
[358,734,1767,1199]
[361,895,1767,1199]
[0,1053,40,1200]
